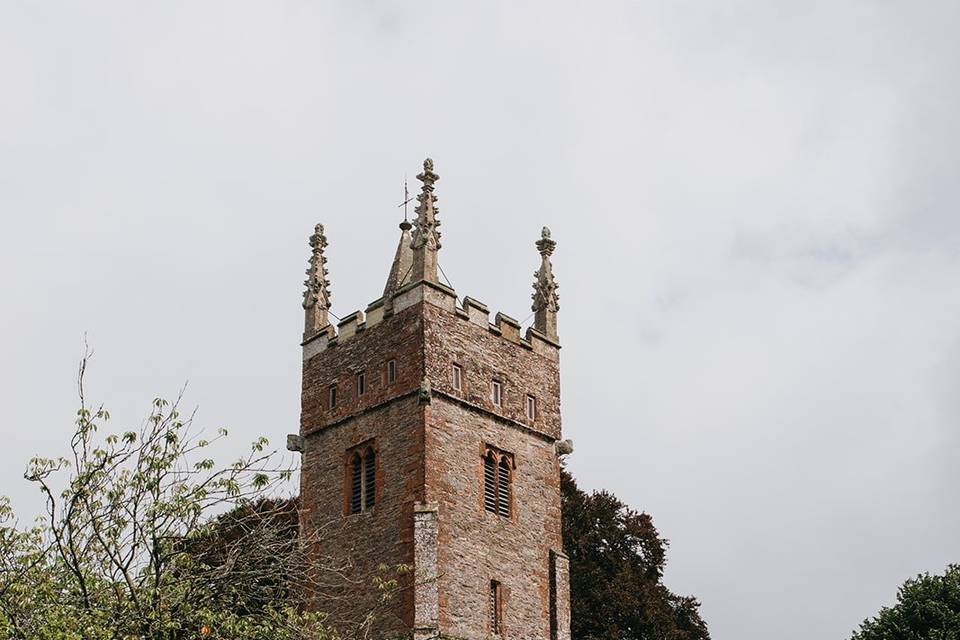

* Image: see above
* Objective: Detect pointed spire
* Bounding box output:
[383,219,414,296]
[532,227,559,341]
[410,157,441,283]
[302,223,332,338]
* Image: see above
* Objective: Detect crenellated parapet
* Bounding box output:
[303,282,559,363]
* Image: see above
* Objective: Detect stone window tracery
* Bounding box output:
[347,442,376,514]
[483,446,513,518]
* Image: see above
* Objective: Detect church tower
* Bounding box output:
[292,159,571,640]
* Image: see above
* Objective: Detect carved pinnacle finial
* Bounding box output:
[302,223,332,337]
[536,226,556,257]
[410,157,441,283]
[532,226,559,340]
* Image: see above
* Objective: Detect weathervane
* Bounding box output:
[398,176,414,223]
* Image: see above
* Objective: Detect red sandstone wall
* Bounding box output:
[299,306,425,637]
[422,304,561,441]
[425,399,562,640]
[298,297,566,640]
[422,304,564,640]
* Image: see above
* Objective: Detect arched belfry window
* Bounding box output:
[347,442,377,514]
[483,446,514,518]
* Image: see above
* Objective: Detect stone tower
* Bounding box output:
[292,159,571,640]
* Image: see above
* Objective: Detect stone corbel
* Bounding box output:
[286,434,304,453]
[418,378,433,404]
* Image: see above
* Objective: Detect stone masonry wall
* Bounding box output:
[423,398,563,640]
[422,302,565,640]
[421,303,561,441]
[298,292,568,640]
[299,305,426,637]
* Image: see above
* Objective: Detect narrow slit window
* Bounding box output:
[491,381,502,407]
[526,395,536,420]
[328,384,338,410]
[387,359,397,384]
[356,372,365,397]
[490,580,502,636]
[452,364,462,391]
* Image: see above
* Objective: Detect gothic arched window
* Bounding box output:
[349,452,363,514]
[347,442,377,514]
[483,446,514,518]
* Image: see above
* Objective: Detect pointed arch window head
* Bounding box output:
[483,445,514,518]
[346,442,377,515]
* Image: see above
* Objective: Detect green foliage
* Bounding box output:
[852,565,960,640]
[561,469,710,640]
[0,357,331,640]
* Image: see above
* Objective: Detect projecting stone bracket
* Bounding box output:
[286,434,304,453]
[418,378,433,404]
[555,439,574,457]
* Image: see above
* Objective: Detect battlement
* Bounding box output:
[302,280,560,362]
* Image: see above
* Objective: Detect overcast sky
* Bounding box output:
[2,2,959,638]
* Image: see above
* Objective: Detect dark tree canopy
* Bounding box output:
[561,469,710,640]
[852,564,960,640]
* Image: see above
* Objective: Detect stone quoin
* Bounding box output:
[291,158,572,640]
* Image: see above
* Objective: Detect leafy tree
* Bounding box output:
[561,469,710,640]
[852,565,960,640]
[0,356,343,640]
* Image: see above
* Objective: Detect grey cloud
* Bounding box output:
[1,2,958,638]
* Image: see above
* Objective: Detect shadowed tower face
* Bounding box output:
[294,159,570,640]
